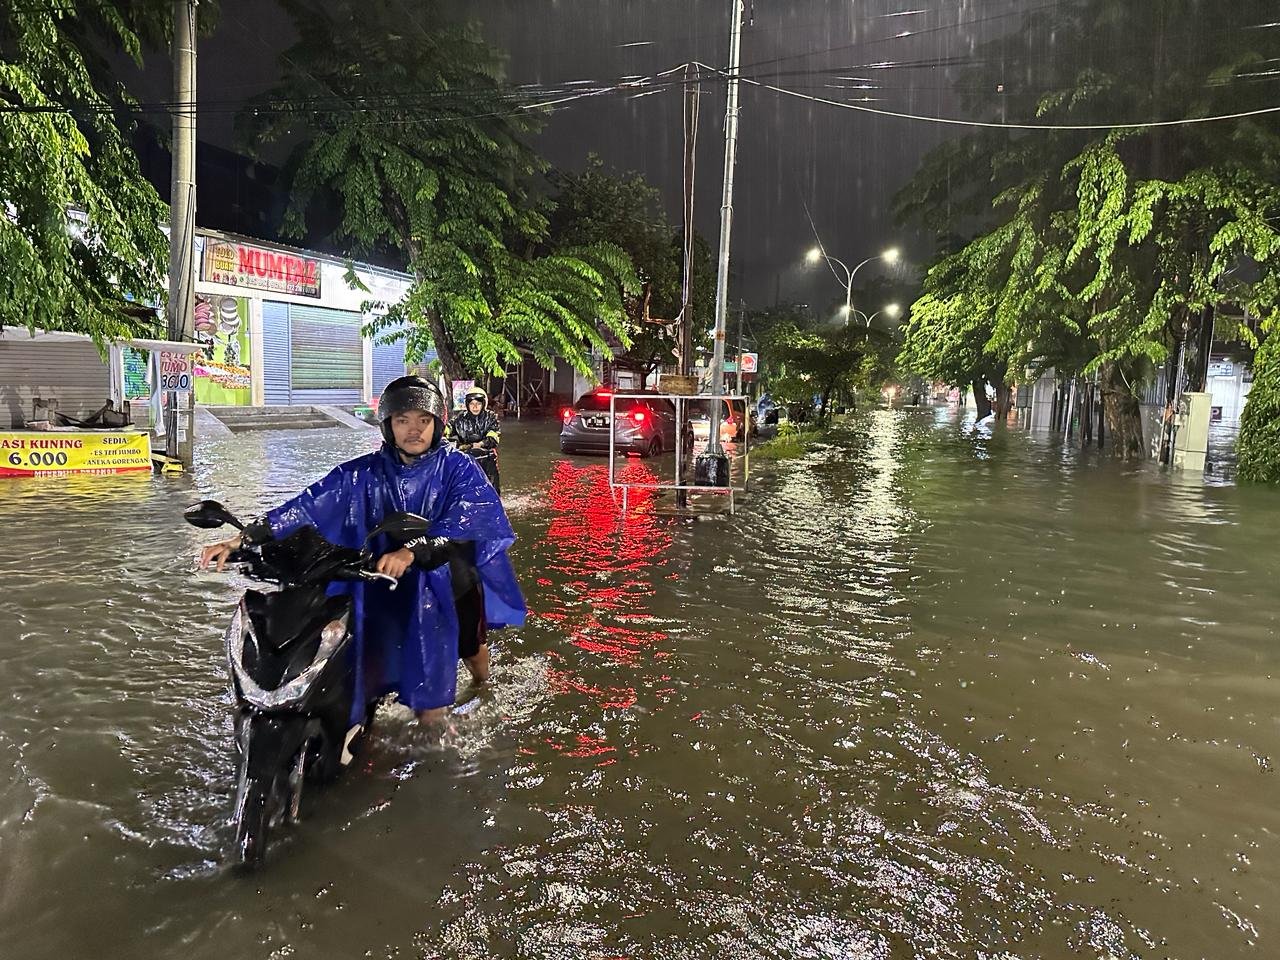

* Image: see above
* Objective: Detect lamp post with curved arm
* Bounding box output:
[840,302,902,327]
[807,246,900,322]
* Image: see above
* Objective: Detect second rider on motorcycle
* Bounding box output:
[445,387,502,495]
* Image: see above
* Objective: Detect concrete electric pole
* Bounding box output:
[695,0,745,486]
[166,0,198,464]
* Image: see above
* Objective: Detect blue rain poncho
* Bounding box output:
[266,442,525,717]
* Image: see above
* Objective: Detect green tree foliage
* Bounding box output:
[546,156,714,377]
[748,302,815,389]
[895,0,1280,460]
[766,321,887,425]
[1,3,169,342]
[1238,330,1280,483]
[245,0,637,382]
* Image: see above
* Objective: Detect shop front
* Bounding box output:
[193,233,413,408]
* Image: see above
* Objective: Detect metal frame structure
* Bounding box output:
[606,392,751,514]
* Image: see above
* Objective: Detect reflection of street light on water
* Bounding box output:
[806,245,901,322]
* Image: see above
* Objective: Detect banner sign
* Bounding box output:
[452,380,475,410]
[194,294,252,405]
[0,432,153,478]
[740,352,758,374]
[160,351,194,393]
[202,239,322,299]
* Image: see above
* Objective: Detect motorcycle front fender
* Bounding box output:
[230,710,313,868]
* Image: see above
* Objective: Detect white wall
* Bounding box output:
[1207,364,1250,425]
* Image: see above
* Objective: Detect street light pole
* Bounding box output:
[698,0,745,484]
[807,247,900,327]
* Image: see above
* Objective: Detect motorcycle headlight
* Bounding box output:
[228,610,350,711]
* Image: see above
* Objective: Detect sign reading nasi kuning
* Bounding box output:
[0,432,152,478]
[202,240,322,298]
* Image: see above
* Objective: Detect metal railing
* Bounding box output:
[606,393,751,513]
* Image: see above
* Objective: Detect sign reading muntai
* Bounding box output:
[202,240,323,298]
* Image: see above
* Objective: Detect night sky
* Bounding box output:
[119,0,1030,306]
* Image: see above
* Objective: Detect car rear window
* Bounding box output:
[575,394,644,412]
[686,399,744,418]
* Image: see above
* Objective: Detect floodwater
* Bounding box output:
[1,409,1277,959]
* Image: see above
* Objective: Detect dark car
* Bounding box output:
[560,389,679,457]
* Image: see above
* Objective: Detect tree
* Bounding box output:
[766,321,886,425]
[546,155,714,380]
[895,0,1280,459]
[1237,330,1280,483]
[1,2,169,342]
[245,0,637,383]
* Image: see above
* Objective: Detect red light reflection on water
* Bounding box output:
[533,460,677,760]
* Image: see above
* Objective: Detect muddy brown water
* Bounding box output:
[1,410,1276,959]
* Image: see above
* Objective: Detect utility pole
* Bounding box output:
[166,0,198,464]
[677,64,702,507]
[678,63,700,380]
[696,0,745,484]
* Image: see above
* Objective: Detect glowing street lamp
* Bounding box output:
[805,245,901,320]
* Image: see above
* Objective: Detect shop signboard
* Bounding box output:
[160,351,194,393]
[202,239,322,299]
[0,431,152,478]
[740,352,758,374]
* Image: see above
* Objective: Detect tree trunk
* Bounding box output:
[422,301,469,384]
[1099,361,1145,460]
[405,239,469,383]
[993,374,1012,423]
[819,384,832,426]
[971,378,993,419]
[1096,384,1105,449]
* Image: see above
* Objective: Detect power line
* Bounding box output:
[694,62,1280,132]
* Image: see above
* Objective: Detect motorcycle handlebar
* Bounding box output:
[222,548,400,591]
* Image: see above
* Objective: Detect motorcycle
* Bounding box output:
[185,500,429,868]
[457,443,501,496]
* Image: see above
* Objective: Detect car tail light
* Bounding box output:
[561,407,574,423]
[632,410,647,423]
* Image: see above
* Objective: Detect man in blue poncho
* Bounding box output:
[199,376,526,725]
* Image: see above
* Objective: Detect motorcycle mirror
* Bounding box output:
[184,500,245,530]
[364,512,431,545]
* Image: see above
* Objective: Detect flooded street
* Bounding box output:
[2,409,1278,959]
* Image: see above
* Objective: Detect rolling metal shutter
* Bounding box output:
[288,304,362,405]
[371,325,407,399]
[262,301,292,405]
[0,340,112,428]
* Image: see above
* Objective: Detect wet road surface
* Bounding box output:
[1,409,1277,958]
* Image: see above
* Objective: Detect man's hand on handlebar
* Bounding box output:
[199,535,243,572]
[375,548,415,579]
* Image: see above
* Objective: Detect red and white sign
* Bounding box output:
[202,240,322,298]
[740,352,758,375]
[160,351,194,393]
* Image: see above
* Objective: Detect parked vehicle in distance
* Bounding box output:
[688,397,752,444]
[559,389,678,457]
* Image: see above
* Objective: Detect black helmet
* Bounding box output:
[378,375,447,454]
